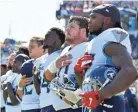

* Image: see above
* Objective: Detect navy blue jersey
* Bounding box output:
[124,88,138,112]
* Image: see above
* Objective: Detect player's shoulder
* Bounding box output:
[106,28,128,36]
[33,54,46,66]
[70,42,88,54]
[14,74,22,84]
[44,50,62,63]
[51,49,62,56]
[93,28,129,44]
[103,28,128,39]
[62,42,87,55]
[129,87,136,95]
[1,74,7,82]
[106,27,127,32]
[75,42,88,48]
[23,59,34,64]
[48,50,62,58]
[6,70,17,78]
[35,54,48,62]
[61,45,71,53]
[5,70,13,76]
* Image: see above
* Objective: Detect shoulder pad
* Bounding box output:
[102,28,128,43]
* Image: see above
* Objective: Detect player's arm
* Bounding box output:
[132,95,138,111]
[136,87,138,103]
[44,69,56,81]
[74,52,94,87]
[44,55,72,81]
[7,82,20,105]
[33,74,41,95]
[134,82,138,110]
[16,89,23,100]
[99,42,138,99]
[17,75,31,99]
[3,84,8,103]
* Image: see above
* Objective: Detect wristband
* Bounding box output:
[18,86,23,91]
[47,59,59,74]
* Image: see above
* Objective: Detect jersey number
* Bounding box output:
[41,78,50,93]
[24,82,33,95]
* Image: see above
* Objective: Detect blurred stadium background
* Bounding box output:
[0,0,138,65]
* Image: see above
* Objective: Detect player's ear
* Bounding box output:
[80,28,86,35]
[105,17,112,25]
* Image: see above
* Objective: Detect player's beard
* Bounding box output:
[65,35,74,44]
[89,27,103,36]
[89,21,104,36]
[66,33,80,45]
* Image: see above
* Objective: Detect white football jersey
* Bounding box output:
[2,70,16,84]
[83,28,132,91]
[1,72,12,108]
[21,59,42,110]
[0,75,5,108]
[33,53,48,108]
[21,81,40,110]
[0,88,5,108]
[0,73,10,108]
[58,42,88,84]
[39,50,70,110]
[33,53,48,70]
[53,42,88,110]
[5,72,21,112]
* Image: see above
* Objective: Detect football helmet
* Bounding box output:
[20,60,34,78]
[49,74,82,108]
[82,65,118,92]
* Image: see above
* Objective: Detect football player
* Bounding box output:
[0,64,7,112]
[17,37,44,112]
[17,60,41,112]
[124,81,138,112]
[7,53,16,70]
[33,27,66,112]
[74,4,138,112]
[45,16,89,112]
[4,54,29,112]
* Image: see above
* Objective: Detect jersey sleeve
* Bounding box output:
[87,28,132,55]
[102,28,132,54]
[13,74,22,88]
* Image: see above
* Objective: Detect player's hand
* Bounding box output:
[6,82,11,87]
[74,52,94,76]
[79,91,103,109]
[19,75,32,87]
[56,54,72,68]
[62,97,79,109]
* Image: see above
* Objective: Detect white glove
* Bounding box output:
[60,88,82,104]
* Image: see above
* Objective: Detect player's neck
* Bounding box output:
[34,52,44,59]
[70,38,87,48]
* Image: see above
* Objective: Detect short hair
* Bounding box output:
[16,46,29,56]
[0,64,7,70]
[29,37,44,46]
[69,16,89,36]
[45,27,65,45]
[113,22,122,29]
